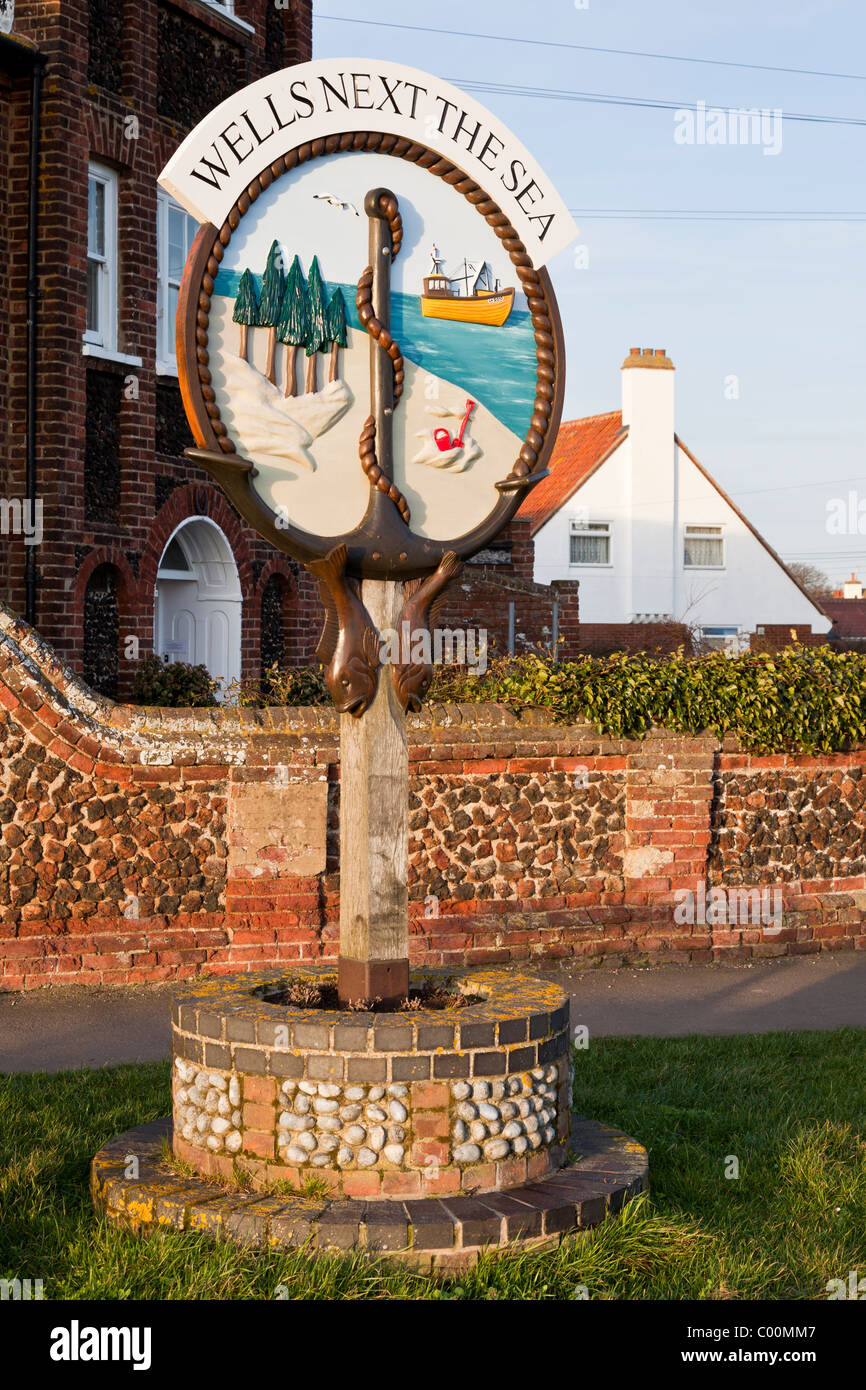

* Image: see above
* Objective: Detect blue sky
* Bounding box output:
[313,0,866,587]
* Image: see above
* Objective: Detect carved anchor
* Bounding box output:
[311,188,410,716]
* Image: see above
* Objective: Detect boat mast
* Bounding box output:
[475,261,491,293]
[427,248,500,298]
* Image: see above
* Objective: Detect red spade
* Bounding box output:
[434,399,476,452]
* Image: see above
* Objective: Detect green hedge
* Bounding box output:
[131,654,218,708]
[430,646,866,752]
[237,647,865,753]
[139,647,866,753]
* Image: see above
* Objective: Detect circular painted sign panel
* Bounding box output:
[163,61,574,581]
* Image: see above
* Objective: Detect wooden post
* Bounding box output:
[337,579,409,1008]
[337,187,409,1009]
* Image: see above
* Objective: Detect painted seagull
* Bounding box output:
[313,193,360,215]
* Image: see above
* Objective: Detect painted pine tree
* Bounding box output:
[304,256,329,395]
[258,240,286,385]
[277,255,309,398]
[232,269,259,363]
[327,287,348,384]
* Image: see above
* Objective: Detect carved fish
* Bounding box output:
[309,544,381,716]
[391,551,463,712]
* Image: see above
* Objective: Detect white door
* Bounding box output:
[155,579,193,664]
[154,519,242,695]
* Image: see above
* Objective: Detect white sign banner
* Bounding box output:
[158,58,577,267]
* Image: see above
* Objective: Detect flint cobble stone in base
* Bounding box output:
[169,966,574,1197]
[91,1115,649,1268]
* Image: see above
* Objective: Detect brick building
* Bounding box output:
[0,0,320,701]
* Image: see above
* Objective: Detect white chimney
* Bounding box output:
[621,348,677,619]
[842,573,864,599]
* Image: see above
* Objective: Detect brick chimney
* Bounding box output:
[620,348,677,618]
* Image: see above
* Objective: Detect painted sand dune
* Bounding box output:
[219,357,351,472]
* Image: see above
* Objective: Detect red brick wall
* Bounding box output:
[437,574,580,663]
[580,623,693,656]
[581,624,826,657]
[0,56,33,614]
[0,605,863,990]
[435,519,580,661]
[750,625,825,652]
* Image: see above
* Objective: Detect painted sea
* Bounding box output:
[212,270,538,439]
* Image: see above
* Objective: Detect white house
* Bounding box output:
[521,347,830,649]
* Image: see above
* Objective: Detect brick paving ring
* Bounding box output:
[91,966,649,1268]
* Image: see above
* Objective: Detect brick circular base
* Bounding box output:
[91,1115,648,1269]
[170,967,573,1199]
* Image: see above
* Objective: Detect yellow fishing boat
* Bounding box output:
[420,247,515,326]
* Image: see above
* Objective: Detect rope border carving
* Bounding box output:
[355,189,411,524]
[356,264,405,406]
[190,131,558,486]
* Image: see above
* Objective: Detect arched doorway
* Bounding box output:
[83,563,120,698]
[154,518,242,695]
[260,572,290,677]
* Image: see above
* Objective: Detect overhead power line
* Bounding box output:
[569,210,866,222]
[730,476,866,498]
[316,14,866,83]
[782,549,866,559]
[452,77,866,129]
[572,209,866,216]
[547,477,866,511]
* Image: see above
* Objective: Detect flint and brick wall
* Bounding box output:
[0,606,863,991]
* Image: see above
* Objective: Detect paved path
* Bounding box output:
[555,953,866,1038]
[0,982,177,1074]
[1,955,864,1073]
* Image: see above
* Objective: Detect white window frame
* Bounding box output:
[569,519,612,567]
[156,191,199,375]
[701,626,744,654]
[200,0,255,31]
[84,162,118,353]
[683,523,726,570]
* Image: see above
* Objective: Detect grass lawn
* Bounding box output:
[1,1028,864,1300]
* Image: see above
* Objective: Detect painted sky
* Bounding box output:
[313,1,866,588]
[218,150,524,303]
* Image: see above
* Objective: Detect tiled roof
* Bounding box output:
[518,411,626,535]
[823,597,866,639]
